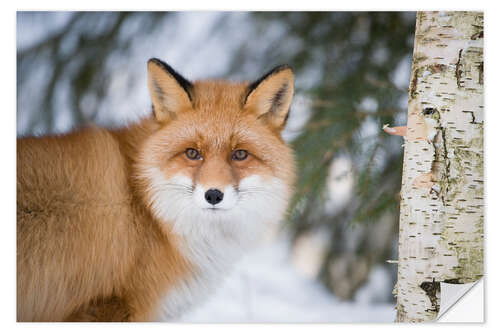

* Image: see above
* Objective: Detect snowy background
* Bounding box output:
[180,236,396,323]
[17,11,415,322]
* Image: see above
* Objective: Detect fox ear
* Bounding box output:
[147,58,193,122]
[244,65,294,130]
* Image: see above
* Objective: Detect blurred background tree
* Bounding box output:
[17,11,415,303]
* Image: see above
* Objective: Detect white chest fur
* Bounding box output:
[157,230,243,320]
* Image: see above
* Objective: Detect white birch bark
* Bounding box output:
[394,11,483,322]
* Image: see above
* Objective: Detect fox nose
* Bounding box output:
[205,189,224,205]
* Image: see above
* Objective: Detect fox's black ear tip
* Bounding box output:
[273,64,293,73]
[148,58,166,67]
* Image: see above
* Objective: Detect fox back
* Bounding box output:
[17,59,296,321]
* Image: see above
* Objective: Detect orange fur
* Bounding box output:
[17,60,296,322]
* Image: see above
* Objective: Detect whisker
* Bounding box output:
[238,190,287,202]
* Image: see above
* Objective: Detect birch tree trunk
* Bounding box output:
[394,11,483,322]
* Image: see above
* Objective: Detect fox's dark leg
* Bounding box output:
[64,296,132,322]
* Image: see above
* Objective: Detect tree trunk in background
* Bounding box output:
[395,11,483,322]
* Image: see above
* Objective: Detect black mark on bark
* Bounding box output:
[420,280,441,313]
[478,62,483,85]
[423,107,436,115]
[455,49,464,88]
[462,111,480,124]
[471,31,483,40]
[409,68,420,99]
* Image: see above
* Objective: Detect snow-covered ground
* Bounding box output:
[178,236,396,323]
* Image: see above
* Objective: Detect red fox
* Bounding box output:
[17,58,296,321]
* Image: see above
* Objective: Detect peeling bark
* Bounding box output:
[395,11,483,322]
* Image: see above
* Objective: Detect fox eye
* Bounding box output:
[185,148,202,160]
[232,149,248,161]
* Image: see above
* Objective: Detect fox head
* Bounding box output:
[137,58,296,245]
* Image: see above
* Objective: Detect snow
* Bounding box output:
[178,236,396,323]
[355,265,395,304]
